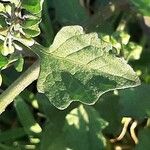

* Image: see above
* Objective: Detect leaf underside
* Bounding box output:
[35,25,140,109]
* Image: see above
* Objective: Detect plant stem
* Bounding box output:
[0,61,40,115]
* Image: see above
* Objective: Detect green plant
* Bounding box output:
[0,0,150,149]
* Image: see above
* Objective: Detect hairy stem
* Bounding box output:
[0,61,40,114]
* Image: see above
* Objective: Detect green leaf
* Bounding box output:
[124,42,143,61]
[0,144,19,150]
[0,15,7,29]
[0,73,2,86]
[0,128,26,142]
[39,0,54,46]
[21,18,41,29]
[40,121,66,150]
[0,3,5,12]
[34,25,140,110]
[23,24,41,37]
[63,105,108,150]
[53,0,88,25]
[95,92,122,135]
[14,97,42,135]
[21,0,44,14]
[135,128,150,150]
[130,0,150,16]
[0,53,8,69]
[40,105,108,150]
[14,54,24,72]
[119,84,150,119]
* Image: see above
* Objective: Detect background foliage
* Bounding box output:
[0,0,150,149]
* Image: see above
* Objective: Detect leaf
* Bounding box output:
[95,92,122,135]
[0,15,7,29]
[40,105,108,150]
[40,121,66,150]
[0,3,5,12]
[22,24,41,38]
[14,97,42,136]
[21,0,44,14]
[0,53,8,69]
[124,42,143,61]
[39,0,54,46]
[36,93,68,119]
[132,49,150,83]
[63,105,108,150]
[0,74,2,86]
[14,54,24,72]
[0,128,26,142]
[135,128,150,150]
[21,18,41,29]
[119,84,150,119]
[53,0,88,25]
[130,0,150,16]
[0,144,19,150]
[34,25,140,110]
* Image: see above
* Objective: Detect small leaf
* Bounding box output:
[21,18,41,28]
[1,42,15,56]
[0,74,2,86]
[0,15,7,29]
[33,25,140,110]
[23,24,41,37]
[130,0,150,16]
[14,54,24,72]
[124,42,143,61]
[13,35,34,47]
[0,53,8,69]
[21,0,44,14]
[0,3,5,12]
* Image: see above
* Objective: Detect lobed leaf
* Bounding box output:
[33,25,141,110]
